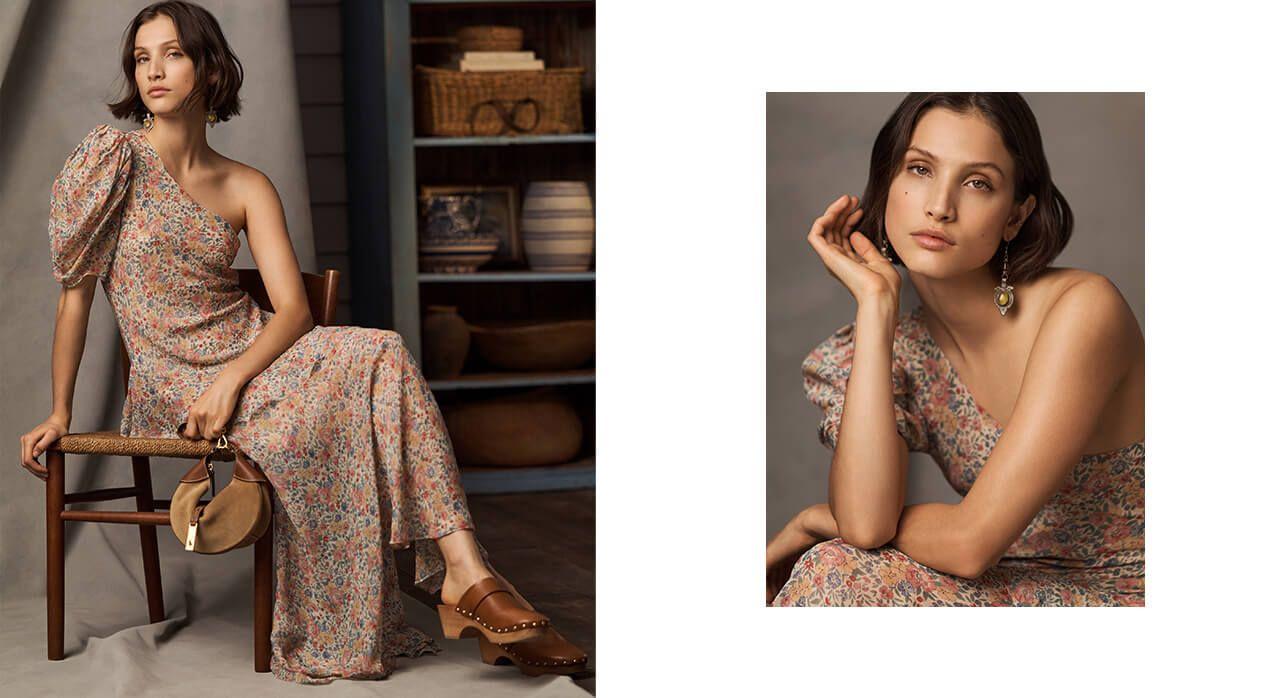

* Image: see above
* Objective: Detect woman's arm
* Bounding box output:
[766,503,840,604]
[219,168,315,388]
[50,278,97,425]
[20,278,96,477]
[805,196,911,549]
[828,297,911,549]
[889,277,1139,579]
[180,170,313,440]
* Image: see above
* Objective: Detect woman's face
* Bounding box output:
[133,15,200,118]
[884,107,1034,280]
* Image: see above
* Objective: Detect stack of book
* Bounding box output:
[444,51,545,72]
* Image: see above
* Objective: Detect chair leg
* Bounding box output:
[46,450,65,661]
[253,515,273,672]
[131,456,164,623]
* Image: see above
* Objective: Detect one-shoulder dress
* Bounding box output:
[48,124,477,682]
[771,305,1145,606]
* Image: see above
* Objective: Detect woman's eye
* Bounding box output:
[136,56,147,64]
[907,165,930,177]
[967,179,993,191]
[167,51,182,58]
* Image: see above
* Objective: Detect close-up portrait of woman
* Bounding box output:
[3,1,594,694]
[765,92,1145,607]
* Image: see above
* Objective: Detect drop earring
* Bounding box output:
[206,109,216,127]
[993,239,1014,316]
[143,112,154,131]
[880,231,890,259]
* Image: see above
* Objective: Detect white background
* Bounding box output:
[595,0,1277,695]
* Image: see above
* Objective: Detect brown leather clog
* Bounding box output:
[437,577,550,643]
[478,627,588,677]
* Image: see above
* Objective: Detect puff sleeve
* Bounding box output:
[801,320,930,453]
[48,124,133,287]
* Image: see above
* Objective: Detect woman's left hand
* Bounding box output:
[180,372,244,440]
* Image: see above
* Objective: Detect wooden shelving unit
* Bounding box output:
[419,270,595,282]
[415,133,596,147]
[429,368,594,391]
[344,0,595,494]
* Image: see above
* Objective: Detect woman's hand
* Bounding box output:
[19,415,70,480]
[180,372,245,440]
[807,194,901,311]
[766,503,839,605]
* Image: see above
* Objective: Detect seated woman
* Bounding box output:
[18,0,585,683]
[766,93,1144,607]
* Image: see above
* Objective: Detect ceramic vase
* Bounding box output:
[421,305,470,379]
[519,181,594,272]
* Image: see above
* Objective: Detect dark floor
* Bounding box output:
[396,488,595,692]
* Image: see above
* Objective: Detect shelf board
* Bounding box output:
[414,133,595,147]
[411,0,594,7]
[419,270,594,282]
[429,368,594,390]
[460,458,595,494]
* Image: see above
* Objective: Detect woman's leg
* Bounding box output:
[436,527,536,607]
[437,528,493,603]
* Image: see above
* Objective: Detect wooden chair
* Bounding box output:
[46,267,340,672]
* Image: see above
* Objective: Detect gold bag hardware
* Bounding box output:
[169,426,272,554]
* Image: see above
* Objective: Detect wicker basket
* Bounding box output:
[456,25,523,52]
[414,66,585,137]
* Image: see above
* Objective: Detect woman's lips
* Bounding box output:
[147,88,170,96]
[910,233,954,251]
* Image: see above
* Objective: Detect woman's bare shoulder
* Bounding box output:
[1033,267,1142,355]
[208,155,279,216]
[1033,267,1135,315]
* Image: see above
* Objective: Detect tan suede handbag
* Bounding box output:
[169,426,272,554]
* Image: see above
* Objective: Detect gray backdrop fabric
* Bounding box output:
[765,92,1144,537]
[0,1,582,694]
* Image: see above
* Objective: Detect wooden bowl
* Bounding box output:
[468,319,594,371]
[442,390,582,467]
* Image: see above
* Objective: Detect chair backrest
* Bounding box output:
[118,268,341,390]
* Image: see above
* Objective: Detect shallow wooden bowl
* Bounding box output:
[468,319,595,371]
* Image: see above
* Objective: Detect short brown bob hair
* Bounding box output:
[860,93,1073,284]
[108,1,244,125]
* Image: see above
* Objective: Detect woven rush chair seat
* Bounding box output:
[55,430,237,460]
[45,267,339,673]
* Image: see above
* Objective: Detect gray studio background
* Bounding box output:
[0,1,581,695]
[765,92,1144,537]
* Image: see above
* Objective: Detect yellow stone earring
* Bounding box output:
[993,239,1014,316]
[206,109,217,127]
[142,112,154,131]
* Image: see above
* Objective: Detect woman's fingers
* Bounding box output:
[19,432,50,479]
[830,196,855,243]
[840,207,864,255]
[849,230,889,265]
[816,195,853,247]
[33,431,55,459]
[809,226,877,285]
[206,421,227,441]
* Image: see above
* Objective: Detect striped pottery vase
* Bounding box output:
[520,181,594,271]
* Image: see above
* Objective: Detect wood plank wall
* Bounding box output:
[290,0,351,324]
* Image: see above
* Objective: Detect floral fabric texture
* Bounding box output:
[771,305,1144,607]
[48,125,477,682]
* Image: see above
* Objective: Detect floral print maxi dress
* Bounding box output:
[771,305,1145,607]
[48,124,477,682]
